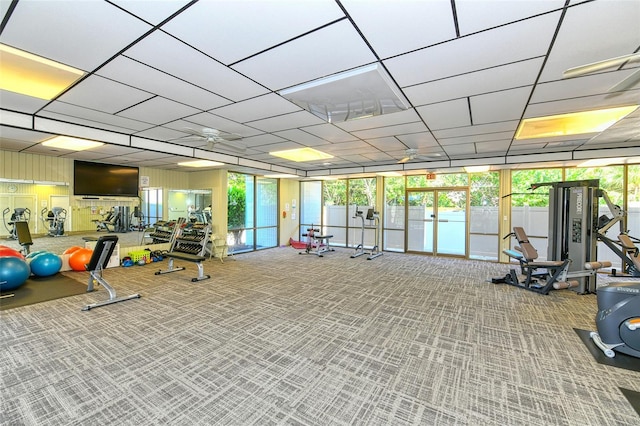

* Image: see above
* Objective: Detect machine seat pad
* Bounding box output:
[166,252,206,262]
[503,249,523,259]
[527,260,566,267]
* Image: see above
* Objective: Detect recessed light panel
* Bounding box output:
[515,106,639,140]
[178,160,225,167]
[269,147,334,162]
[42,136,103,151]
[0,43,85,100]
[279,63,410,123]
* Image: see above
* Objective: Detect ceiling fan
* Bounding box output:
[180,127,246,152]
[562,52,640,92]
[397,148,442,164]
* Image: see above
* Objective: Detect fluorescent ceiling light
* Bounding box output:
[377,171,402,176]
[279,63,410,123]
[577,157,624,168]
[515,106,638,140]
[0,43,85,100]
[177,160,225,167]
[464,165,490,173]
[42,136,103,151]
[263,174,299,178]
[269,147,333,162]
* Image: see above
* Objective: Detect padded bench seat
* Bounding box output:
[166,252,206,262]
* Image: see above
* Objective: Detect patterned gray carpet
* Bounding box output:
[1,235,639,425]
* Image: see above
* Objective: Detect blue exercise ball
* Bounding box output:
[30,252,62,277]
[26,250,46,259]
[0,256,31,291]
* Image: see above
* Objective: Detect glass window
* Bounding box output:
[510,169,562,259]
[469,172,499,260]
[323,180,347,246]
[384,176,405,252]
[228,173,278,252]
[348,177,377,249]
[408,173,468,188]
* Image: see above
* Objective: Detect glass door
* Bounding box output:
[406,189,468,257]
[407,191,435,253]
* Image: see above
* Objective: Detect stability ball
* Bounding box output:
[0,246,24,259]
[69,248,93,271]
[0,256,30,291]
[63,246,83,255]
[30,252,62,277]
[26,250,45,259]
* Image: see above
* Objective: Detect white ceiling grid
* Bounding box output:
[0,0,639,176]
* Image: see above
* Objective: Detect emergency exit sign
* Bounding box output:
[426,172,436,180]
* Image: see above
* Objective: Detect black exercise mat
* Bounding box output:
[574,328,640,372]
[620,388,640,417]
[0,273,87,311]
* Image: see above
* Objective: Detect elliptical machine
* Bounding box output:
[590,281,640,359]
[3,207,31,240]
[41,207,67,237]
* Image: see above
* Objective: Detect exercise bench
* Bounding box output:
[495,227,571,295]
[14,221,33,256]
[300,227,334,257]
[82,235,141,311]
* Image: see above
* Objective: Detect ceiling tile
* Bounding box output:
[124,31,268,101]
[111,0,192,25]
[212,93,301,123]
[57,75,152,114]
[160,0,344,65]
[117,97,201,125]
[404,58,544,107]
[97,57,231,111]
[232,20,376,91]
[341,0,456,58]
[417,99,470,130]
[539,0,640,84]
[1,1,151,70]
[247,111,326,133]
[455,0,565,35]
[384,11,560,87]
[469,86,532,124]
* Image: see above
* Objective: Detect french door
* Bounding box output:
[406,188,468,257]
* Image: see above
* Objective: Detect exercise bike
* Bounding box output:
[2,207,31,240]
[41,207,67,237]
[590,281,640,359]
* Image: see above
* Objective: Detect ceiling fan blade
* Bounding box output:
[182,127,203,136]
[397,156,411,164]
[219,133,243,141]
[177,136,205,142]
[563,53,640,79]
[608,68,640,92]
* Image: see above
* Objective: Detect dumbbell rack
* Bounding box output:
[169,219,211,257]
[149,221,174,244]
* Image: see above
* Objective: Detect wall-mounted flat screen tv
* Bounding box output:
[74,160,139,197]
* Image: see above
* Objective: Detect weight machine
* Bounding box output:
[595,189,640,277]
[41,207,67,237]
[2,207,30,240]
[497,180,605,294]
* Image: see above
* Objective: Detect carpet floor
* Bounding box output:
[1,240,639,425]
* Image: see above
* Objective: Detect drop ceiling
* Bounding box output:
[1,0,639,176]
